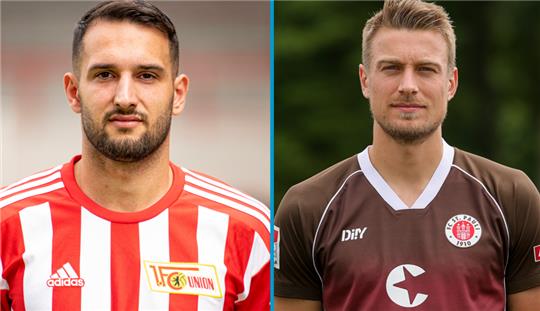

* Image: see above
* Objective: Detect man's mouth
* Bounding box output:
[390,103,426,113]
[109,114,143,128]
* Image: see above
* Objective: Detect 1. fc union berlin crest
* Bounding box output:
[445,214,482,248]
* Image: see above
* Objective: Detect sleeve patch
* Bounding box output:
[274,226,280,269]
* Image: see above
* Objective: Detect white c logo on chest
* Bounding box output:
[386,264,428,308]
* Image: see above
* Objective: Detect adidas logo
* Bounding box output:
[46,262,85,287]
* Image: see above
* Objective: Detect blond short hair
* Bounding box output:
[362,0,456,71]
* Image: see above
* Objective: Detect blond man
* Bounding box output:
[274,0,540,310]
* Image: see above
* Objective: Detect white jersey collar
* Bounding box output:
[357,140,455,211]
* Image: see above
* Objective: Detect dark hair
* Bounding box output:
[72,0,179,76]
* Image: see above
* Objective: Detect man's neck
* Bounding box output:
[74,142,173,213]
[369,127,444,207]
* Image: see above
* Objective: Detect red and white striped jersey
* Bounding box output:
[0,156,270,311]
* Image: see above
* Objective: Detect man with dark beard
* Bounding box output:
[0,1,269,310]
[274,0,540,310]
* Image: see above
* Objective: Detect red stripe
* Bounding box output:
[168,204,198,310]
[1,289,10,310]
[0,214,26,310]
[110,223,140,310]
[235,263,269,310]
[50,202,82,310]
[222,217,255,309]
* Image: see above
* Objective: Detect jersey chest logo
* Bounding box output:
[445,214,482,248]
[47,262,85,287]
[143,261,222,298]
[386,264,428,308]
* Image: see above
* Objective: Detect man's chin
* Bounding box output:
[106,133,144,143]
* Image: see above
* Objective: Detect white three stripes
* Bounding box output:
[50,262,79,279]
[184,185,269,232]
[0,165,61,194]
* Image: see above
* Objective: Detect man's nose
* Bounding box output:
[114,75,137,108]
[398,68,419,95]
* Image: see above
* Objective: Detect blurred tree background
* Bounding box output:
[275,1,540,208]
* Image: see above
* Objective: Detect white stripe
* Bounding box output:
[182,168,267,211]
[0,182,64,209]
[0,165,61,194]
[236,232,269,302]
[197,206,229,310]
[138,209,170,310]
[185,185,269,232]
[0,259,8,290]
[80,208,111,309]
[51,273,59,279]
[312,170,363,285]
[20,202,53,310]
[57,267,69,279]
[63,262,79,278]
[0,172,61,199]
[186,175,270,219]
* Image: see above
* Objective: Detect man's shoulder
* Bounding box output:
[278,154,361,217]
[288,154,360,200]
[453,148,532,187]
[179,166,270,239]
[0,164,67,224]
[452,148,538,207]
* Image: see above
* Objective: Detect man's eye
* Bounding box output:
[418,66,436,72]
[382,65,399,71]
[96,72,114,79]
[139,73,157,80]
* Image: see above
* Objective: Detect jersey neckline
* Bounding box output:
[61,155,185,223]
[357,140,455,211]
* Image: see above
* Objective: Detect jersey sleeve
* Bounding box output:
[503,171,540,293]
[274,186,323,300]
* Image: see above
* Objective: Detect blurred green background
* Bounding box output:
[275,1,540,207]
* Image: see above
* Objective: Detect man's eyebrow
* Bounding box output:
[374,60,401,69]
[375,59,443,69]
[87,63,115,72]
[86,64,166,72]
[138,64,165,72]
[416,61,442,69]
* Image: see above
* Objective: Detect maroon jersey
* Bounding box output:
[274,142,540,310]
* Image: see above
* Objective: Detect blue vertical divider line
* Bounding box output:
[269,0,275,310]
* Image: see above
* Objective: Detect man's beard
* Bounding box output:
[81,101,172,162]
[372,108,446,145]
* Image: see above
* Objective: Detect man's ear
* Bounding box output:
[447,67,459,101]
[64,72,81,113]
[172,74,189,116]
[359,64,370,99]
